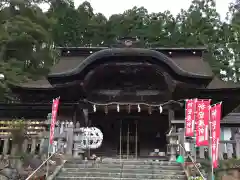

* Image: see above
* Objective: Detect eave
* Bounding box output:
[48,48,213,85]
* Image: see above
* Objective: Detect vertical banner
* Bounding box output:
[196,99,211,146]
[210,103,222,168]
[49,98,60,144]
[185,99,196,137]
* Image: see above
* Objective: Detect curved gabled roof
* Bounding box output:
[48,48,213,81]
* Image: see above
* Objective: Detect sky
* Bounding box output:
[72,0,234,21]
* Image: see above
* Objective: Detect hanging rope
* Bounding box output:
[84,99,185,107]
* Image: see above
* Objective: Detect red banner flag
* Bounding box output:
[185,99,196,137]
[49,98,60,145]
[210,103,221,168]
[195,99,211,146]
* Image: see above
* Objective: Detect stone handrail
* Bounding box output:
[178,143,206,180]
[25,152,62,180]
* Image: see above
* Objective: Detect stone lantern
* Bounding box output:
[166,130,179,161]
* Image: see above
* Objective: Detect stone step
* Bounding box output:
[61,167,184,174]
[56,177,186,180]
[63,165,182,171]
[59,171,186,179]
[65,159,176,165]
[56,158,187,180]
[64,162,179,168]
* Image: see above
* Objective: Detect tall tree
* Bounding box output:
[48,0,82,46]
[0,0,57,101]
[226,0,240,82]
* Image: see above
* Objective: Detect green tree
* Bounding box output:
[1,0,240,102]
[48,0,81,46]
[0,0,57,101]
[226,0,240,82]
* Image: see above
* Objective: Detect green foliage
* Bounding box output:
[0,0,240,100]
[50,0,240,81]
[0,0,58,101]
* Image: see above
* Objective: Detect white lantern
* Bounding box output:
[93,104,96,112]
[0,74,4,80]
[117,104,120,112]
[159,105,163,113]
[137,104,141,112]
[77,127,103,149]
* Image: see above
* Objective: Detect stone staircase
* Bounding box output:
[55,158,187,180]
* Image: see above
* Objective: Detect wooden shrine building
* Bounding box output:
[1,37,240,158]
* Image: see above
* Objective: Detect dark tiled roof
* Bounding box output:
[222,113,240,123]
[171,56,213,76]
[49,54,213,76]
[50,56,87,74]
[15,49,239,89]
[19,78,52,88]
[207,76,240,89]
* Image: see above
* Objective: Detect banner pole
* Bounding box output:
[46,98,55,177]
[209,105,214,180]
[183,99,187,158]
[46,129,51,177]
[193,99,197,161]
[46,114,53,176]
[46,97,60,178]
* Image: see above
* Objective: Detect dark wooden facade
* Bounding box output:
[2,38,240,128]
[1,38,240,156]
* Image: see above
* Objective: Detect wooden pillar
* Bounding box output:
[168,109,174,128]
[83,109,89,126]
[73,105,77,125]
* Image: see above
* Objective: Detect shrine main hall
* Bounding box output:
[1,38,240,157]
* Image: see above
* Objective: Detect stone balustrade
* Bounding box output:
[171,128,240,160]
[0,121,86,158]
[1,120,240,162]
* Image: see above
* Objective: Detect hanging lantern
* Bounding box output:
[117,104,120,112]
[159,105,163,113]
[93,104,96,112]
[137,104,141,112]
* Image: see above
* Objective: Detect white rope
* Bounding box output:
[85,99,185,107]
